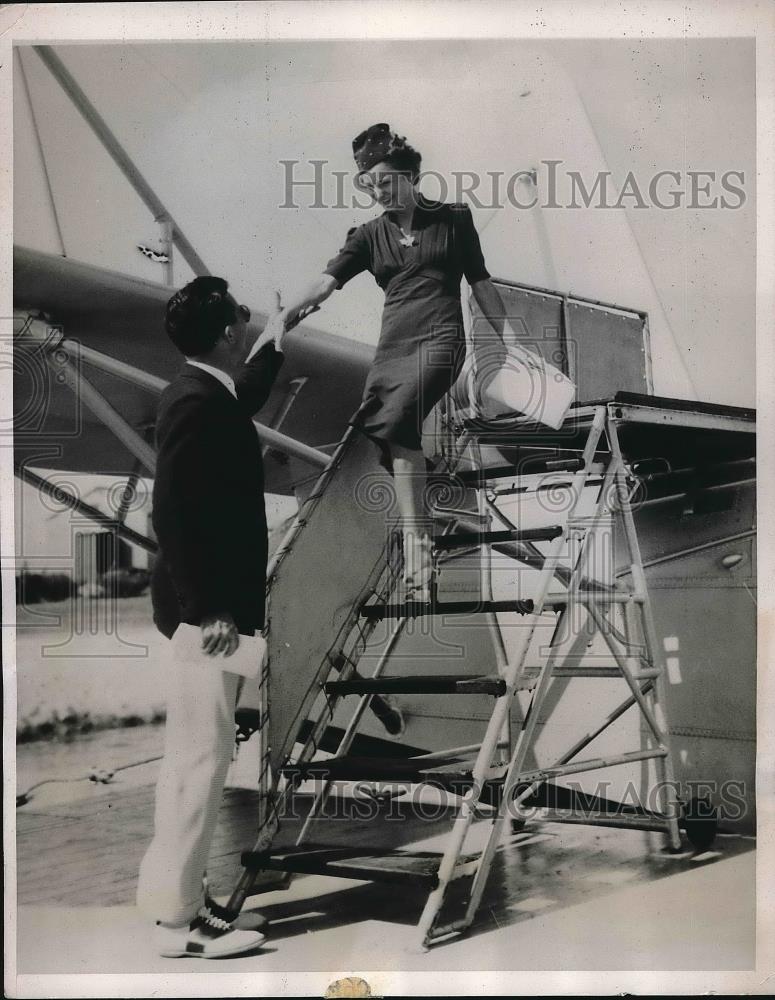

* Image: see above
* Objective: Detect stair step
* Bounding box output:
[433,527,563,550]
[295,719,427,759]
[325,673,507,697]
[360,591,640,619]
[360,598,535,620]
[460,415,552,434]
[456,458,583,484]
[282,753,477,786]
[241,846,479,889]
[459,415,593,445]
[546,592,644,605]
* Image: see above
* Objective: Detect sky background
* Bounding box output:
[14,37,756,406]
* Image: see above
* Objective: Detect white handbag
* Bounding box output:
[464,339,576,430]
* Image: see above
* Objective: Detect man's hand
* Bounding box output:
[263,307,287,351]
[247,291,286,360]
[200,612,239,656]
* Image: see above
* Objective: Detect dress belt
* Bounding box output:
[384,266,458,296]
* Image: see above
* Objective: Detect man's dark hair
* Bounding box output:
[164,276,238,356]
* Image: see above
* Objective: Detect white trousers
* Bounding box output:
[136,640,243,926]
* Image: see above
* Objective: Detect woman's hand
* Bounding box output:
[285,302,321,328]
[277,274,338,332]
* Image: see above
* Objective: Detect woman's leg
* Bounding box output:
[390,444,426,525]
[390,444,433,598]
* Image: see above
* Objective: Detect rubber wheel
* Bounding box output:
[682,796,719,851]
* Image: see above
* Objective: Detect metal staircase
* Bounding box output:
[231,402,717,950]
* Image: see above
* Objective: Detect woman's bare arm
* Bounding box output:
[470,278,516,340]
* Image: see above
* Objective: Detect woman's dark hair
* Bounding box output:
[382,143,422,182]
[164,276,238,356]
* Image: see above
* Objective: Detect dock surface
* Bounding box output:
[15,737,755,974]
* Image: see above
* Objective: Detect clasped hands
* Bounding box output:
[247,291,320,362]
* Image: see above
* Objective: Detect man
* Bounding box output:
[137,276,286,959]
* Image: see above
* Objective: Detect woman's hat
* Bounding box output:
[352,123,407,172]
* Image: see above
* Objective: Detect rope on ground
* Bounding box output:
[16,754,163,807]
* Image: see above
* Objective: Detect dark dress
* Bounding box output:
[324,196,490,456]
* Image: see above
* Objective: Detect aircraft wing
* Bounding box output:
[13,245,374,494]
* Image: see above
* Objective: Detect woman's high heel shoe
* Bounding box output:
[402,530,434,603]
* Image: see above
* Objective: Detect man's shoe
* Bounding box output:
[155,906,266,959]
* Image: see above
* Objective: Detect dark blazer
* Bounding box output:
[150,345,284,638]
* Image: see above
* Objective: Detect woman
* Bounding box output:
[280,123,515,600]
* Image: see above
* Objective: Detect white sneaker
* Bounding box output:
[155,906,266,959]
